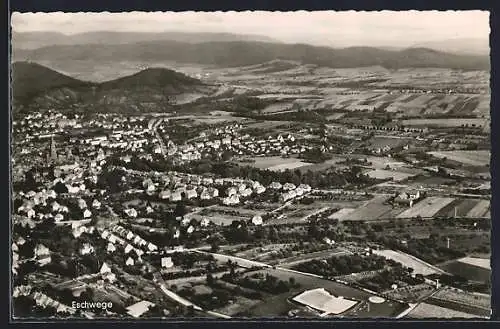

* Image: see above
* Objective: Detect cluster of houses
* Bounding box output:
[12,285,76,315]
[268,182,312,202]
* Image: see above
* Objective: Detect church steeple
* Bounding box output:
[48,135,58,165]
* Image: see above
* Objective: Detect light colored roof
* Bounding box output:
[292,288,357,315]
[126,300,155,318]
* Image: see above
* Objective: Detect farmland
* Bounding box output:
[439,257,491,283]
[434,198,484,218]
[242,156,313,171]
[340,195,394,221]
[372,249,445,276]
[365,169,416,182]
[407,302,483,319]
[396,197,455,219]
[428,150,490,166]
[465,200,490,218]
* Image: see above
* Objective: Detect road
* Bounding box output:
[152,271,231,319]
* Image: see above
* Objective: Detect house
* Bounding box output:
[125,208,138,218]
[280,190,297,202]
[101,230,110,239]
[108,234,118,244]
[226,187,237,196]
[187,225,195,234]
[107,243,116,253]
[125,244,134,254]
[223,194,240,205]
[126,232,135,240]
[126,300,155,318]
[173,230,180,239]
[54,213,64,222]
[92,199,101,209]
[186,189,198,199]
[72,225,86,238]
[269,182,283,190]
[161,257,174,268]
[83,209,92,218]
[35,244,50,258]
[126,257,135,266]
[170,192,182,202]
[283,183,296,191]
[38,254,52,266]
[252,215,263,226]
[147,243,158,252]
[238,184,247,193]
[200,218,210,227]
[100,262,112,274]
[298,184,312,192]
[159,190,172,200]
[17,236,26,246]
[12,243,19,252]
[80,243,94,255]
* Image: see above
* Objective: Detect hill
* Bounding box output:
[412,38,489,56]
[11,62,209,113]
[12,41,490,71]
[11,31,280,50]
[11,61,93,100]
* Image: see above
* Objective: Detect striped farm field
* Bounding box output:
[434,199,483,218]
[396,197,455,219]
[428,150,490,167]
[466,200,490,218]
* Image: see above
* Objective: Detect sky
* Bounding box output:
[11,11,490,47]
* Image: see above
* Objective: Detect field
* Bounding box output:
[367,136,411,149]
[372,249,445,276]
[439,257,491,283]
[365,169,416,182]
[340,195,394,221]
[243,156,312,171]
[428,150,490,167]
[328,208,356,221]
[396,197,456,219]
[402,118,489,128]
[243,268,409,318]
[465,200,490,218]
[407,302,483,319]
[190,206,261,226]
[428,287,491,317]
[434,198,483,218]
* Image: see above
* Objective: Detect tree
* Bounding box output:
[206,273,215,286]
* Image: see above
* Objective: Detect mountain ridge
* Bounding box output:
[12,40,489,71]
[12,31,281,50]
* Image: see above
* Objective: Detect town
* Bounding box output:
[11,11,491,321]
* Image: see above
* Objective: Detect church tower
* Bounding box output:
[48,136,58,165]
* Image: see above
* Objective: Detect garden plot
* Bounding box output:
[396,197,455,219]
[372,249,444,276]
[365,169,416,182]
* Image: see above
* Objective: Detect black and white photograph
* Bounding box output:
[10,10,491,320]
